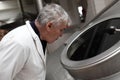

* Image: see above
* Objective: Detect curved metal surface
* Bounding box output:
[61,1,120,79]
[61,18,120,80]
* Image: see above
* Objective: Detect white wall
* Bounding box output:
[0,9,20,21]
[104,0,114,6]
[0,0,20,24]
[0,0,37,25]
[94,0,106,14]
[0,1,18,10]
[93,0,114,14]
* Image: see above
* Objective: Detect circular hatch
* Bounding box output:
[61,18,120,80]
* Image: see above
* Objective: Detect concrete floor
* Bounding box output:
[46,44,75,80]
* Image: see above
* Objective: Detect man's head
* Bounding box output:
[35,3,72,43]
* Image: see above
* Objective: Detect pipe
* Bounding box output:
[18,0,25,21]
[36,0,43,12]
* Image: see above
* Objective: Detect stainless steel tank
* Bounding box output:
[61,1,120,80]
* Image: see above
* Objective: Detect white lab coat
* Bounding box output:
[0,21,47,80]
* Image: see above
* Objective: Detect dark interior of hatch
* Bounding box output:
[68,18,120,61]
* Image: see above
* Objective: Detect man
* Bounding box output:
[0,3,72,80]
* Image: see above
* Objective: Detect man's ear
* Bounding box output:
[35,20,40,27]
[45,22,53,31]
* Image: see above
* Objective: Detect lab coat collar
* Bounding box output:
[25,21,46,67]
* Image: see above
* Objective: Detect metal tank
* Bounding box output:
[60,0,120,80]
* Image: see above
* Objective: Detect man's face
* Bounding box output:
[46,22,68,43]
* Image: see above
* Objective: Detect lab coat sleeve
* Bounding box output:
[0,40,29,80]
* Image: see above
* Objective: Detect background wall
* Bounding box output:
[0,0,20,25]
[0,0,37,27]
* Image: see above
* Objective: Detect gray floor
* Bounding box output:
[46,44,75,80]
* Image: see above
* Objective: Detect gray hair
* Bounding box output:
[36,3,72,27]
